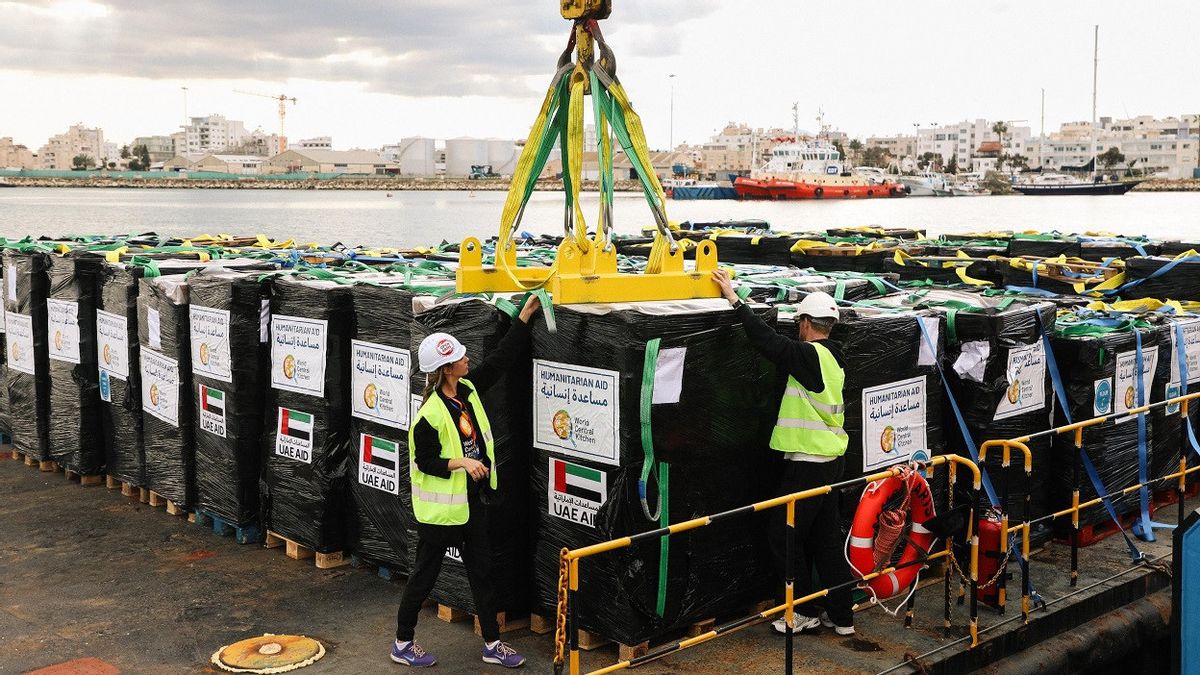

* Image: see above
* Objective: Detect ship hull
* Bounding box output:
[1012,181,1140,196]
[733,177,907,200]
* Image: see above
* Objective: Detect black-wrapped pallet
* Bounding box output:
[1123,255,1200,302]
[45,254,104,474]
[531,300,778,647]
[138,275,194,507]
[345,278,451,575]
[3,249,51,460]
[188,269,273,527]
[262,277,352,554]
[96,262,147,486]
[410,295,533,619]
[0,262,10,437]
[1049,326,1159,531]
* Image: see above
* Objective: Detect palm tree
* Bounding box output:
[848,139,863,165]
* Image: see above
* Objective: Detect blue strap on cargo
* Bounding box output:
[1129,331,1172,540]
[1003,285,1060,298]
[639,337,670,616]
[1175,323,1200,459]
[1036,313,1145,561]
[1104,254,1200,297]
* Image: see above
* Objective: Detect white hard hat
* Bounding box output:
[418,332,466,373]
[795,291,840,321]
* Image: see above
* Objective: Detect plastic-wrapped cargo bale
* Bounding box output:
[138,275,194,507]
[1000,256,1124,297]
[3,248,52,460]
[1048,318,1159,529]
[1007,232,1081,259]
[345,277,456,575]
[791,241,924,274]
[827,226,923,240]
[1122,254,1200,302]
[777,305,946,479]
[930,238,1010,259]
[44,254,104,474]
[738,271,898,304]
[0,261,9,436]
[868,290,1058,525]
[882,253,1001,287]
[1077,236,1159,261]
[262,275,353,553]
[684,233,803,266]
[1160,241,1200,257]
[187,268,274,527]
[409,293,533,618]
[530,299,779,647]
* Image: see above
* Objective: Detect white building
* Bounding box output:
[290,136,333,151]
[132,135,177,164]
[382,138,437,176]
[37,124,105,170]
[914,119,1032,171]
[0,137,36,169]
[1027,114,1199,178]
[180,114,251,155]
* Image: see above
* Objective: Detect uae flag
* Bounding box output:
[552,458,604,503]
[362,434,398,471]
[199,385,224,416]
[279,408,312,441]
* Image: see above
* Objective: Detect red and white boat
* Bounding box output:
[734,115,907,200]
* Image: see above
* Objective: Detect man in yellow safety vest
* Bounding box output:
[713,270,855,637]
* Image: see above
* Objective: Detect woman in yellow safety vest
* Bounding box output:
[391,295,540,670]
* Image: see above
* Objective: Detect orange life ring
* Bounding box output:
[846,470,937,599]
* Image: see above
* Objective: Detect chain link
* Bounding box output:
[946,541,1011,590]
[552,548,570,674]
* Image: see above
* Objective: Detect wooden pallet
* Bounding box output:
[147,491,186,516]
[530,614,612,650]
[62,467,104,486]
[190,510,262,545]
[433,603,530,637]
[348,553,406,582]
[264,530,348,569]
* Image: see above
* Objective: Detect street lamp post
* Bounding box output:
[669,74,676,151]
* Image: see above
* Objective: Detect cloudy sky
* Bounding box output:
[2,0,1198,151]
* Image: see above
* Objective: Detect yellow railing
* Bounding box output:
[552,389,1200,675]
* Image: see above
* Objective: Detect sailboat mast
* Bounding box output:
[1091,25,1098,178]
[1040,88,1045,169]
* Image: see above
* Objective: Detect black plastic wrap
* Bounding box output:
[1049,327,1159,528]
[3,250,51,459]
[188,270,273,526]
[827,227,923,240]
[1160,241,1200,257]
[690,234,800,266]
[0,264,10,434]
[1078,239,1160,261]
[1123,256,1200,301]
[739,272,899,304]
[262,277,353,553]
[344,279,442,574]
[999,261,1117,297]
[790,247,898,274]
[1150,319,1196,483]
[531,300,779,645]
[882,258,1002,286]
[45,255,103,474]
[96,263,145,484]
[1007,236,1080,259]
[138,276,195,506]
[411,295,533,616]
[871,291,1058,524]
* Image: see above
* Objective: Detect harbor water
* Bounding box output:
[2,187,1199,248]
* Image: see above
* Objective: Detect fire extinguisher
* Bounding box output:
[976,511,1006,607]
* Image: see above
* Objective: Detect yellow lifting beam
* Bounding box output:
[454,0,721,304]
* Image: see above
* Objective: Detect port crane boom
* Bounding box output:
[233,90,297,152]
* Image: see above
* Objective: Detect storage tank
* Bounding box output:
[487,139,519,175]
[395,138,436,176]
[444,138,488,177]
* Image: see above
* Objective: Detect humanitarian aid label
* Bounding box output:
[198,384,227,438]
[6,312,35,375]
[140,348,180,427]
[275,407,314,463]
[548,457,607,528]
[1114,347,1158,421]
[533,360,620,466]
[46,299,81,364]
[190,305,232,383]
[862,376,928,473]
[1170,319,1200,386]
[1094,378,1113,416]
[96,310,130,379]
[357,433,400,495]
[270,315,328,397]
[993,342,1047,421]
[350,340,412,430]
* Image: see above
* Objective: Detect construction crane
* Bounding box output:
[233,90,297,152]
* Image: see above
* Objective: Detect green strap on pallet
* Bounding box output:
[639,337,670,617]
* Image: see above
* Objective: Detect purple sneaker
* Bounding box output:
[391,640,436,667]
[482,641,526,668]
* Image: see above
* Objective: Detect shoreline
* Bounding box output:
[0,176,646,191]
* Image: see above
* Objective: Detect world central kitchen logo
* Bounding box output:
[282,353,296,380]
[199,341,210,366]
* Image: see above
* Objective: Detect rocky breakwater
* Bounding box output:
[0,175,647,191]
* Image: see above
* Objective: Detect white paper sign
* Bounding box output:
[917,318,940,367]
[358,432,401,495]
[140,348,180,426]
[7,312,35,375]
[548,457,607,528]
[96,310,130,379]
[1114,347,1158,420]
[190,306,232,382]
[351,340,412,430]
[861,376,928,473]
[46,298,81,364]
[275,407,315,463]
[533,360,620,466]
[271,315,328,396]
[652,347,686,405]
[259,299,270,343]
[1170,319,1200,386]
[994,342,1047,421]
[6,263,15,302]
[147,307,161,349]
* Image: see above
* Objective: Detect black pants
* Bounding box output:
[396,502,500,643]
[768,455,855,627]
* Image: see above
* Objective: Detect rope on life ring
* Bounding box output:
[845,464,937,607]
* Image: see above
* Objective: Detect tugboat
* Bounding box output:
[734,105,907,200]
